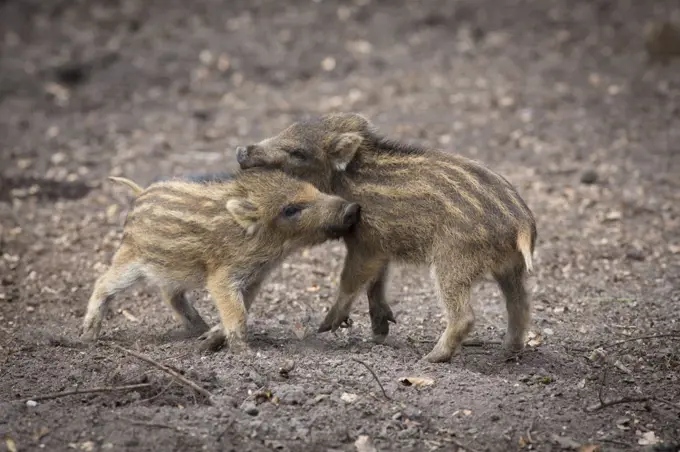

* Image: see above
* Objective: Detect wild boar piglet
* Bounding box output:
[236,113,537,362]
[80,170,361,351]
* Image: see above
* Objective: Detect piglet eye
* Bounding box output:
[288,149,307,160]
[281,204,304,218]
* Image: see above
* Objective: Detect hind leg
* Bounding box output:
[494,259,530,353]
[160,287,209,337]
[80,245,142,341]
[200,267,249,353]
[424,260,479,363]
[367,263,397,343]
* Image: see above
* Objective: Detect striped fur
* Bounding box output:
[237,112,538,362]
[81,169,359,352]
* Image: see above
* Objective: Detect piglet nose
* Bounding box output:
[236,146,248,163]
[342,203,361,226]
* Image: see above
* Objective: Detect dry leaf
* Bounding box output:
[33,426,50,442]
[4,436,17,452]
[399,377,434,387]
[354,435,377,452]
[341,392,358,403]
[603,211,622,222]
[577,445,601,452]
[550,433,581,449]
[292,322,306,340]
[638,431,660,446]
[615,417,630,431]
[120,309,139,323]
[526,331,543,347]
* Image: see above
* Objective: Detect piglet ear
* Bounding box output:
[330,132,362,171]
[226,198,259,236]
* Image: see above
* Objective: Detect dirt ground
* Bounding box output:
[1,0,679,451]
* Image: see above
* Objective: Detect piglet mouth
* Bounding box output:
[324,203,361,239]
[324,223,357,240]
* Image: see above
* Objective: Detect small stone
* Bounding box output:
[341,392,358,403]
[625,248,645,261]
[243,401,259,416]
[321,57,336,71]
[50,152,66,165]
[26,400,38,407]
[279,359,295,378]
[199,49,214,65]
[580,169,598,184]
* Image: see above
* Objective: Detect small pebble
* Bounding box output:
[580,169,598,184]
[26,400,38,407]
[242,401,258,416]
[625,248,645,261]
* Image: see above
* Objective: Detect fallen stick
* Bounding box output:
[598,332,680,349]
[118,416,184,432]
[462,339,502,347]
[587,395,680,412]
[447,437,480,452]
[351,357,391,400]
[109,343,214,403]
[19,383,152,403]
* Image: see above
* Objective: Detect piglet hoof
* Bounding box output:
[423,345,455,363]
[317,312,351,333]
[227,335,250,354]
[501,339,525,361]
[339,317,353,329]
[370,310,396,343]
[79,324,100,343]
[503,337,525,354]
[198,326,227,353]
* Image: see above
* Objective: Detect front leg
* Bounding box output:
[318,247,386,334]
[200,267,249,353]
[366,263,397,343]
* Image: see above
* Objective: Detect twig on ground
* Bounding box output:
[598,332,680,349]
[589,364,680,412]
[118,416,184,431]
[446,437,480,452]
[410,338,502,347]
[600,438,633,448]
[19,383,152,403]
[135,380,176,405]
[462,339,503,347]
[351,357,391,400]
[598,367,608,407]
[587,395,680,412]
[526,417,536,444]
[108,343,213,403]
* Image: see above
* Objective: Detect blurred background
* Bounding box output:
[1,0,678,186]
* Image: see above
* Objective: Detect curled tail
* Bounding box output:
[108,176,144,197]
[516,223,536,273]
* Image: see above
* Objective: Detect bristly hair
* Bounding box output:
[371,134,427,156]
